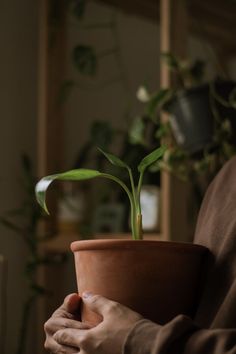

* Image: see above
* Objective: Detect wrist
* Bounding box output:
[123,319,161,354]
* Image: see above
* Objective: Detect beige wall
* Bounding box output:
[64,1,160,168]
[0,0,38,352]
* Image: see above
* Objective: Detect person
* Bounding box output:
[44,157,236,353]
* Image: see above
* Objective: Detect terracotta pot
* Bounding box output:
[71,239,207,325]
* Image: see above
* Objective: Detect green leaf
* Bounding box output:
[73,45,97,76]
[129,116,146,145]
[71,0,86,19]
[138,145,167,172]
[147,89,172,119]
[98,148,129,169]
[161,52,179,70]
[35,169,102,214]
[155,122,171,139]
[91,121,113,149]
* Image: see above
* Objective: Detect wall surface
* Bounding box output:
[0,0,39,353]
[64,1,160,169]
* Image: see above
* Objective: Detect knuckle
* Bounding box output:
[107,300,119,313]
[44,320,51,332]
[53,308,66,317]
[62,319,72,328]
[89,294,101,305]
[79,333,90,349]
[44,338,50,351]
[59,331,69,343]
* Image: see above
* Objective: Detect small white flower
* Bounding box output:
[136,86,151,102]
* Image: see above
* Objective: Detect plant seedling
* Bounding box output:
[35,145,166,240]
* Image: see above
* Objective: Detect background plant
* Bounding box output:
[0,155,65,354]
[130,53,236,206]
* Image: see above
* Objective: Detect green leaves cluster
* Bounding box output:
[161,52,206,87]
[73,45,97,76]
[35,145,166,240]
[0,155,66,354]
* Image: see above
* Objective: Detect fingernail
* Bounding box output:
[82,291,93,299]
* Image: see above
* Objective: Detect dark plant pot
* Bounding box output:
[165,80,236,154]
[71,239,207,325]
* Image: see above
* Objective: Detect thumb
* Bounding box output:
[82,292,116,316]
[64,293,81,313]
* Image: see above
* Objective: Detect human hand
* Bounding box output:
[53,292,143,354]
[44,293,92,353]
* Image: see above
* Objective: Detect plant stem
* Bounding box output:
[137,171,144,214]
[127,168,144,239]
[137,214,143,240]
[101,173,138,239]
[127,168,136,205]
[134,172,144,240]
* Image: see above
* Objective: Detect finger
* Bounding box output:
[54,328,87,349]
[82,292,118,317]
[65,293,81,313]
[45,337,78,354]
[52,294,81,319]
[44,317,92,335]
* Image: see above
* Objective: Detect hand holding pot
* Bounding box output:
[52,292,143,354]
[44,293,92,353]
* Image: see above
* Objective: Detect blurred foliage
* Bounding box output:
[0,155,66,354]
[73,45,97,76]
[131,54,236,206]
[161,52,206,88]
[70,0,87,18]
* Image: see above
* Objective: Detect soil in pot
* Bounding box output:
[71,239,207,325]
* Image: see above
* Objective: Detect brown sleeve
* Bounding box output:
[123,315,236,354]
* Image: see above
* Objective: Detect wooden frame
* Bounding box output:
[160,0,192,242]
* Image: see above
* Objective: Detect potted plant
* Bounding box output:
[35,146,207,325]
[133,54,236,206]
[136,53,236,155]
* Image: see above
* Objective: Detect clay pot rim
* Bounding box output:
[71,239,207,254]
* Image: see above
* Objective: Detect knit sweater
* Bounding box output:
[123,156,236,354]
